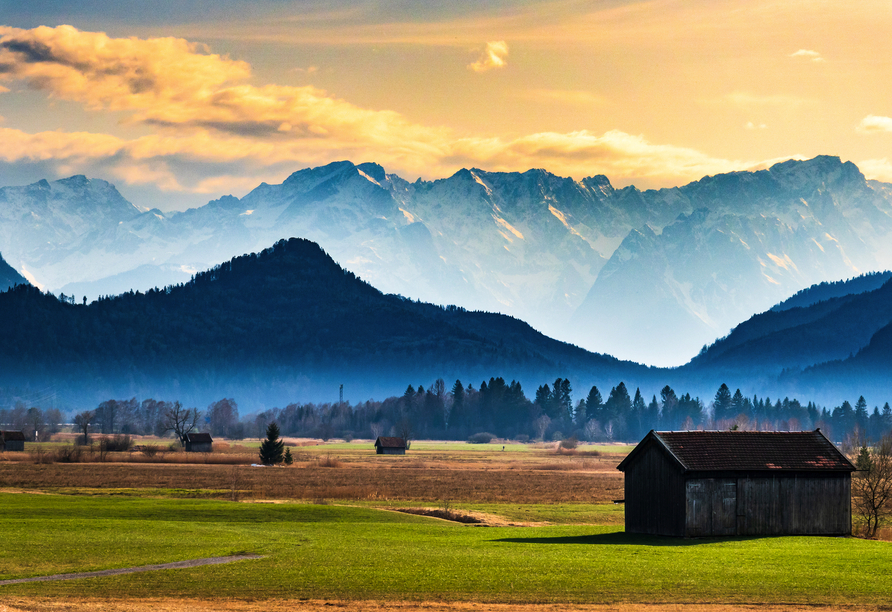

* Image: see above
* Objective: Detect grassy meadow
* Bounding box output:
[1,492,892,606]
[0,438,889,608]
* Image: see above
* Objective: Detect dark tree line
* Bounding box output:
[56,380,892,445]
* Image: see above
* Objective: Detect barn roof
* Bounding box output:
[1,430,26,442]
[375,436,406,449]
[617,429,855,473]
[185,432,213,443]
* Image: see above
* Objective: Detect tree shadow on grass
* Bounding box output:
[493,532,765,547]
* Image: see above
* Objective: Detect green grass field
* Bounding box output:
[2,492,890,605]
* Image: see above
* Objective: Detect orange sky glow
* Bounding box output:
[2,0,892,210]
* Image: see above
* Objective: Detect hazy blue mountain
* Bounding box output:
[3,156,892,367]
[0,238,652,409]
[0,252,27,291]
[676,274,892,404]
[572,157,892,365]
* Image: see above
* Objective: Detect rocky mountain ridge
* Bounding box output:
[1,156,891,366]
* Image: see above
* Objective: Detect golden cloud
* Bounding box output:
[468,41,508,72]
[0,26,787,195]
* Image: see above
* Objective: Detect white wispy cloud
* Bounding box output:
[857,115,892,133]
[790,49,824,62]
[468,41,508,72]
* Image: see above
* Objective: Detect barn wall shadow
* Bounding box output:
[492,532,766,547]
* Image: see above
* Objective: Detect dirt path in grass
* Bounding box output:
[0,600,885,612]
[0,555,263,586]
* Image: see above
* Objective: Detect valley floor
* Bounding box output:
[0,440,889,609]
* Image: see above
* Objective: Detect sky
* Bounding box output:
[2,0,892,211]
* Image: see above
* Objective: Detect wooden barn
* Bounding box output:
[617,430,855,537]
[374,437,407,455]
[0,430,25,452]
[184,432,213,453]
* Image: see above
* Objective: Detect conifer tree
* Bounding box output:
[283,447,294,465]
[259,422,285,465]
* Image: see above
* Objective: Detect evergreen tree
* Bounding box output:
[660,385,679,429]
[855,396,869,434]
[604,382,632,437]
[259,422,285,465]
[647,395,659,430]
[551,378,572,423]
[731,388,744,418]
[713,383,732,422]
[283,447,294,465]
[631,387,646,440]
[585,386,603,422]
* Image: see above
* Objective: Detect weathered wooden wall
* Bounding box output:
[624,442,686,536]
[683,472,851,537]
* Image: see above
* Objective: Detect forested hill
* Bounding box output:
[674,273,892,404]
[687,276,892,373]
[771,271,892,312]
[0,238,649,408]
[0,253,26,291]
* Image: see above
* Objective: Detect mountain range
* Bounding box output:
[1,156,891,367]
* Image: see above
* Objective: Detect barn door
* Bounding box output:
[716,480,737,536]
[685,478,737,536]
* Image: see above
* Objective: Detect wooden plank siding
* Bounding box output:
[736,473,850,536]
[624,442,686,536]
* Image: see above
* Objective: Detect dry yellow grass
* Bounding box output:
[0,460,624,502]
[0,442,627,503]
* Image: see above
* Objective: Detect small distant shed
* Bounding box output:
[184,432,213,453]
[617,429,855,537]
[375,436,407,455]
[0,430,25,452]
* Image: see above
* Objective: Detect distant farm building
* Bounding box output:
[617,430,855,537]
[375,437,407,455]
[0,430,25,452]
[184,432,213,453]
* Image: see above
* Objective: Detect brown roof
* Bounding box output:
[618,430,855,473]
[1,431,26,442]
[375,436,406,449]
[185,432,213,443]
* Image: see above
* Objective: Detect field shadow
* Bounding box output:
[493,532,764,547]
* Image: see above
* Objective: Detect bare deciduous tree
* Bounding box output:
[852,433,892,538]
[162,402,201,446]
[534,414,551,441]
[73,410,94,445]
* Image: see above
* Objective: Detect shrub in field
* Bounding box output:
[560,435,579,450]
[53,444,85,463]
[29,448,52,464]
[468,432,495,444]
[140,445,162,458]
[316,453,342,468]
[283,448,294,465]
[98,434,134,452]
